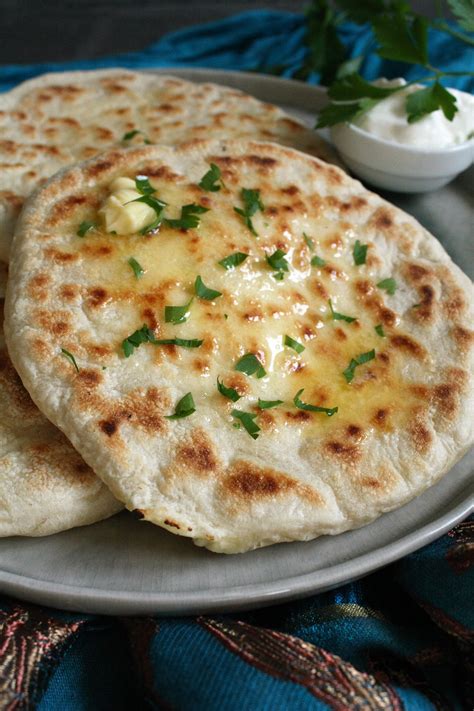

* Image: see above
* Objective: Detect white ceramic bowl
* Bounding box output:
[330,122,474,193]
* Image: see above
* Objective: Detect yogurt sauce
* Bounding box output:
[354,79,474,149]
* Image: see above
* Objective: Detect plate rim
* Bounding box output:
[0,67,472,615]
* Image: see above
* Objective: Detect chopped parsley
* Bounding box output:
[217,377,241,402]
[218,252,248,270]
[293,389,338,416]
[60,348,79,372]
[164,203,209,230]
[231,409,261,439]
[258,399,283,410]
[377,277,397,295]
[122,130,151,144]
[199,163,225,192]
[235,353,266,379]
[233,188,264,236]
[328,298,356,323]
[353,239,368,266]
[165,299,193,324]
[284,335,305,354]
[266,249,289,280]
[311,255,326,267]
[194,275,222,300]
[77,221,97,238]
[134,176,156,195]
[343,349,376,384]
[130,194,167,234]
[165,392,196,420]
[375,324,385,337]
[128,257,144,279]
[122,324,202,357]
[303,232,314,250]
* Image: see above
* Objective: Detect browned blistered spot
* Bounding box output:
[87,287,109,308]
[311,280,329,300]
[141,164,182,182]
[372,408,390,428]
[433,383,459,419]
[248,155,277,167]
[360,477,382,490]
[390,334,426,360]
[81,244,114,259]
[49,194,88,224]
[99,419,118,436]
[76,369,103,388]
[346,424,363,439]
[285,410,311,422]
[334,327,347,342]
[164,519,180,529]
[324,441,361,465]
[85,158,114,179]
[0,349,38,416]
[405,263,432,282]
[451,325,474,354]
[224,373,250,396]
[378,352,390,365]
[140,307,158,330]
[282,185,299,196]
[44,248,78,263]
[192,357,210,374]
[60,284,79,300]
[242,307,264,322]
[373,207,393,231]
[413,283,436,323]
[443,291,465,319]
[409,416,432,454]
[176,428,219,475]
[409,385,431,400]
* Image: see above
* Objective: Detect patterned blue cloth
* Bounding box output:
[0,11,472,710]
[0,10,473,92]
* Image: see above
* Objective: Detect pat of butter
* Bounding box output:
[100,177,157,234]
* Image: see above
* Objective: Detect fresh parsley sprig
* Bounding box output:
[234,188,264,236]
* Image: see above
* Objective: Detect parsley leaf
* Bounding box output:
[316,98,378,129]
[122,130,151,144]
[303,232,314,250]
[164,204,209,230]
[377,277,397,295]
[266,249,289,278]
[135,176,156,195]
[218,252,248,270]
[153,338,203,348]
[199,163,225,192]
[234,188,264,236]
[77,221,97,237]
[328,298,356,323]
[122,324,157,357]
[235,353,266,379]
[295,0,346,85]
[231,409,261,439]
[61,348,79,372]
[130,195,167,234]
[284,335,305,354]
[165,392,196,420]
[353,239,368,266]
[257,399,284,409]
[165,299,193,324]
[373,13,428,65]
[122,324,202,357]
[343,349,376,383]
[406,81,458,123]
[128,257,144,279]
[447,0,474,31]
[328,73,402,101]
[375,323,385,337]
[311,255,326,267]
[293,388,338,416]
[217,377,241,403]
[194,275,222,300]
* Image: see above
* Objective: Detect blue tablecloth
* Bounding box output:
[0,11,472,710]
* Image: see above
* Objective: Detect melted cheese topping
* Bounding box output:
[67,168,424,441]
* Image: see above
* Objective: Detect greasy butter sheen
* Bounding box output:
[5,140,473,554]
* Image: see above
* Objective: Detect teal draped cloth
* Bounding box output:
[0,11,472,710]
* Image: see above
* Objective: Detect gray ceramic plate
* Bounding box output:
[0,69,472,615]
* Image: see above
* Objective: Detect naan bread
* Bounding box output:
[0,264,121,537]
[0,68,337,263]
[5,140,473,552]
